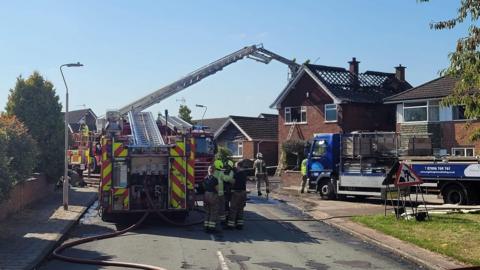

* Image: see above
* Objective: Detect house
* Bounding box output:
[213,114,278,166]
[384,76,479,156]
[65,108,97,134]
[270,58,412,151]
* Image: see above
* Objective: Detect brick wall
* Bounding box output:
[280,170,302,187]
[0,174,53,221]
[397,121,480,153]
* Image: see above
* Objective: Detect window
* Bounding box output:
[452,105,466,120]
[312,140,327,156]
[226,141,243,157]
[403,100,439,122]
[452,147,475,157]
[324,104,337,122]
[285,106,307,123]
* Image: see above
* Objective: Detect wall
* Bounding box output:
[278,74,341,144]
[0,174,52,221]
[342,103,397,132]
[396,121,480,154]
[280,170,302,187]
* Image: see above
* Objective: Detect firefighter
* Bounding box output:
[223,159,235,222]
[213,159,234,225]
[254,152,269,196]
[300,158,308,193]
[79,122,89,146]
[227,162,247,230]
[203,166,219,232]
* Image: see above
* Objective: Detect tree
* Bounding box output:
[282,139,306,169]
[215,146,232,162]
[5,72,64,181]
[0,115,38,201]
[178,104,193,124]
[422,0,480,140]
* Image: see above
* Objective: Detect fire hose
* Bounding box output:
[51,177,205,269]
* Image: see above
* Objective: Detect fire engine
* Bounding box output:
[98,44,300,221]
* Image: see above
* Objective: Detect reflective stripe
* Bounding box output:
[237,220,244,224]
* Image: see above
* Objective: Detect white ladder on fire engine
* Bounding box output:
[128,111,165,147]
[275,122,297,176]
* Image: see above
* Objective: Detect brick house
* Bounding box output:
[214,114,278,166]
[270,58,412,160]
[384,76,480,156]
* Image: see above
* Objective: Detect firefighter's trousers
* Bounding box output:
[256,173,270,193]
[218,195,226,222]
[300,175,308,192]
[227,190,246,228]
[204,192,219,229]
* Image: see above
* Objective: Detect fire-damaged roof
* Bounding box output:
[384,76,457,103]
[270,63,412,108]
[214,115,278,141]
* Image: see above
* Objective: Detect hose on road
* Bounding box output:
[52,211,167,270]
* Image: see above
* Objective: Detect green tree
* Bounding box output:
[282,139,306,169]
[5,72,64,181]
[0,115,38,201]
[178,104,193,124]
[215,146,232,161]
[422,0,480,140]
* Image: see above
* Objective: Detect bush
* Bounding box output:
[0,115,38,202]
[215,146,232,162]
[281,139,307,170]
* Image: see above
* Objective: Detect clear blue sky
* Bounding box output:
[0,1,467,119]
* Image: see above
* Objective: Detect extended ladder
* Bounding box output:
[128,111,165,147]
[274,122,297,176]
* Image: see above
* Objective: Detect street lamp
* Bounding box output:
[195,104,207,127]
[60,62,83,210]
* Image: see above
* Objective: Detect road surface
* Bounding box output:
[39,196,420,270]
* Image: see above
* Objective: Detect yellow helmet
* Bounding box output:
[214,160,224,170]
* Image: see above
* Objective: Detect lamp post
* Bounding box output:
[60,62,83,210]
[195,104,207,127]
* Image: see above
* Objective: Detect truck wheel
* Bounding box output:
[317,180,335,200]
[443,185,467,205]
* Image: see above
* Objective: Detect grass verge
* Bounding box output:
[351,213,480,266]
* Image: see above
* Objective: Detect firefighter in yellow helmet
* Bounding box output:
[213,159,234,225]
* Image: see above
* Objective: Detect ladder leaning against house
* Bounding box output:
[274,122,297,176]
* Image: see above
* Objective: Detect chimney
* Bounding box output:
[348,57,360,88]
[349,57,359,76]
[395,64,406,82]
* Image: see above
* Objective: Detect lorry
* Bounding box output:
[305,132,480,205]
[98,44,300,221]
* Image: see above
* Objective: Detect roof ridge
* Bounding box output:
[384,76,448,101]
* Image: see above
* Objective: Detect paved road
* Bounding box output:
[39,196,420,270]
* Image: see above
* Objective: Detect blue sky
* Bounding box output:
[0,1,467,119]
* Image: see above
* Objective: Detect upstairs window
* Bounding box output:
[285,106,307,124]
[324,104,337,122]
[452,147,474,157]
[403,102,427,122]
[403,100,439,122]
[452,105,466,120]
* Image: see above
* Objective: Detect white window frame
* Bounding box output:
[284,106,307,124]
[451,147,475,157]
[402,100,440,123]
[227,141,243,157]
[324,104,337,123]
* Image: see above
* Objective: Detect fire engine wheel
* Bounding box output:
[443,185,467,205]
[317,179,335,200]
